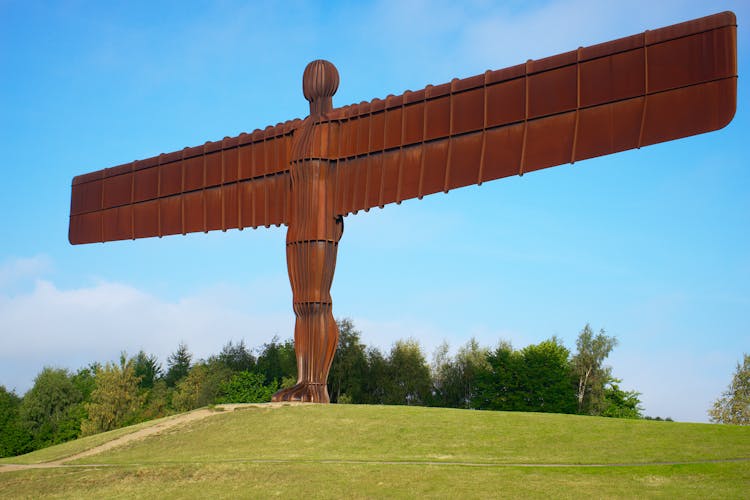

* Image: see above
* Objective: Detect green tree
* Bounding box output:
[0,386,33,457]
[171,362,232,412]
[132,351,162,389]
[473,338,577,414]
[361,347,389,404]
[71,364,98,402]
[572,324,618,414]
[256,337,296,385]
[473,341,525,411]
[600,380,642,419]
[454,339,491,406]
[171,365,207,412]
[328,318,368,403]
[709,353,750,425]
[430,341,453,406]
[215,340,256,373]
[383,339,431,405]
[140,379,171,421]
[19,367,85,447]
[165,342,192,387]
[218,371,277,403]
[128,352,168,420]
[520,337,577,413]
[81,354,144,436]
[431,338,490,408]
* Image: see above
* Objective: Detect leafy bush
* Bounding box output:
[218,372,278,404]
[0,386,33,457]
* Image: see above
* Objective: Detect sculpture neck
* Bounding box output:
[309,97,332,118]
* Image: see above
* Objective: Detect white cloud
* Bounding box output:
[0,275,293,394]
[0,255,52,289]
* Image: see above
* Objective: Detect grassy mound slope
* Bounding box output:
[0,410,196,466]
[2,404,749,498]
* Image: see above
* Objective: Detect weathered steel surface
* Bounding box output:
[69,124,297,244]
[274,60,343,402]
[69,12,738,402]
[69,11,736,244]
[329,11,737,213]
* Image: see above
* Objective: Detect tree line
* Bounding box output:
[2,321,650,458]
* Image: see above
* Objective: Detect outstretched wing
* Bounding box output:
[69,120,301,244]
[328,11,737,216]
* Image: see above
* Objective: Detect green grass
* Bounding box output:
[72,405,750,465]
[0,409,204,465]
[2,462,749,499]
[2,404,749,498]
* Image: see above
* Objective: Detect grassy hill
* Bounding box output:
[2,404,749,498]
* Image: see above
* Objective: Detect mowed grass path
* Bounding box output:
[2,404,749,498]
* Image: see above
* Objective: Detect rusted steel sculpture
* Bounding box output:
[69,12,737,403]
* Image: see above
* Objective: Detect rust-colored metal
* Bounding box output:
[276,60,343,402]
[69,12,738,402]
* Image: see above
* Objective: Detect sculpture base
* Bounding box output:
[271,382,330,403]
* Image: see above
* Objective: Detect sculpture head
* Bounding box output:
[303,59,339,117]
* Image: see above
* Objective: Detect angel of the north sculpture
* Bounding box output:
[69,12,737,403]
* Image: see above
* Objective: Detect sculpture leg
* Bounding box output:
[270,137,341,403]
[283,302,338,402]
[272,235,341,403]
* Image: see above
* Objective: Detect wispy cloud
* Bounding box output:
[0,255,52,290]
[0,272,292,394]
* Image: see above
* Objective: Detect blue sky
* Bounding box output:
[0,0,747,422]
